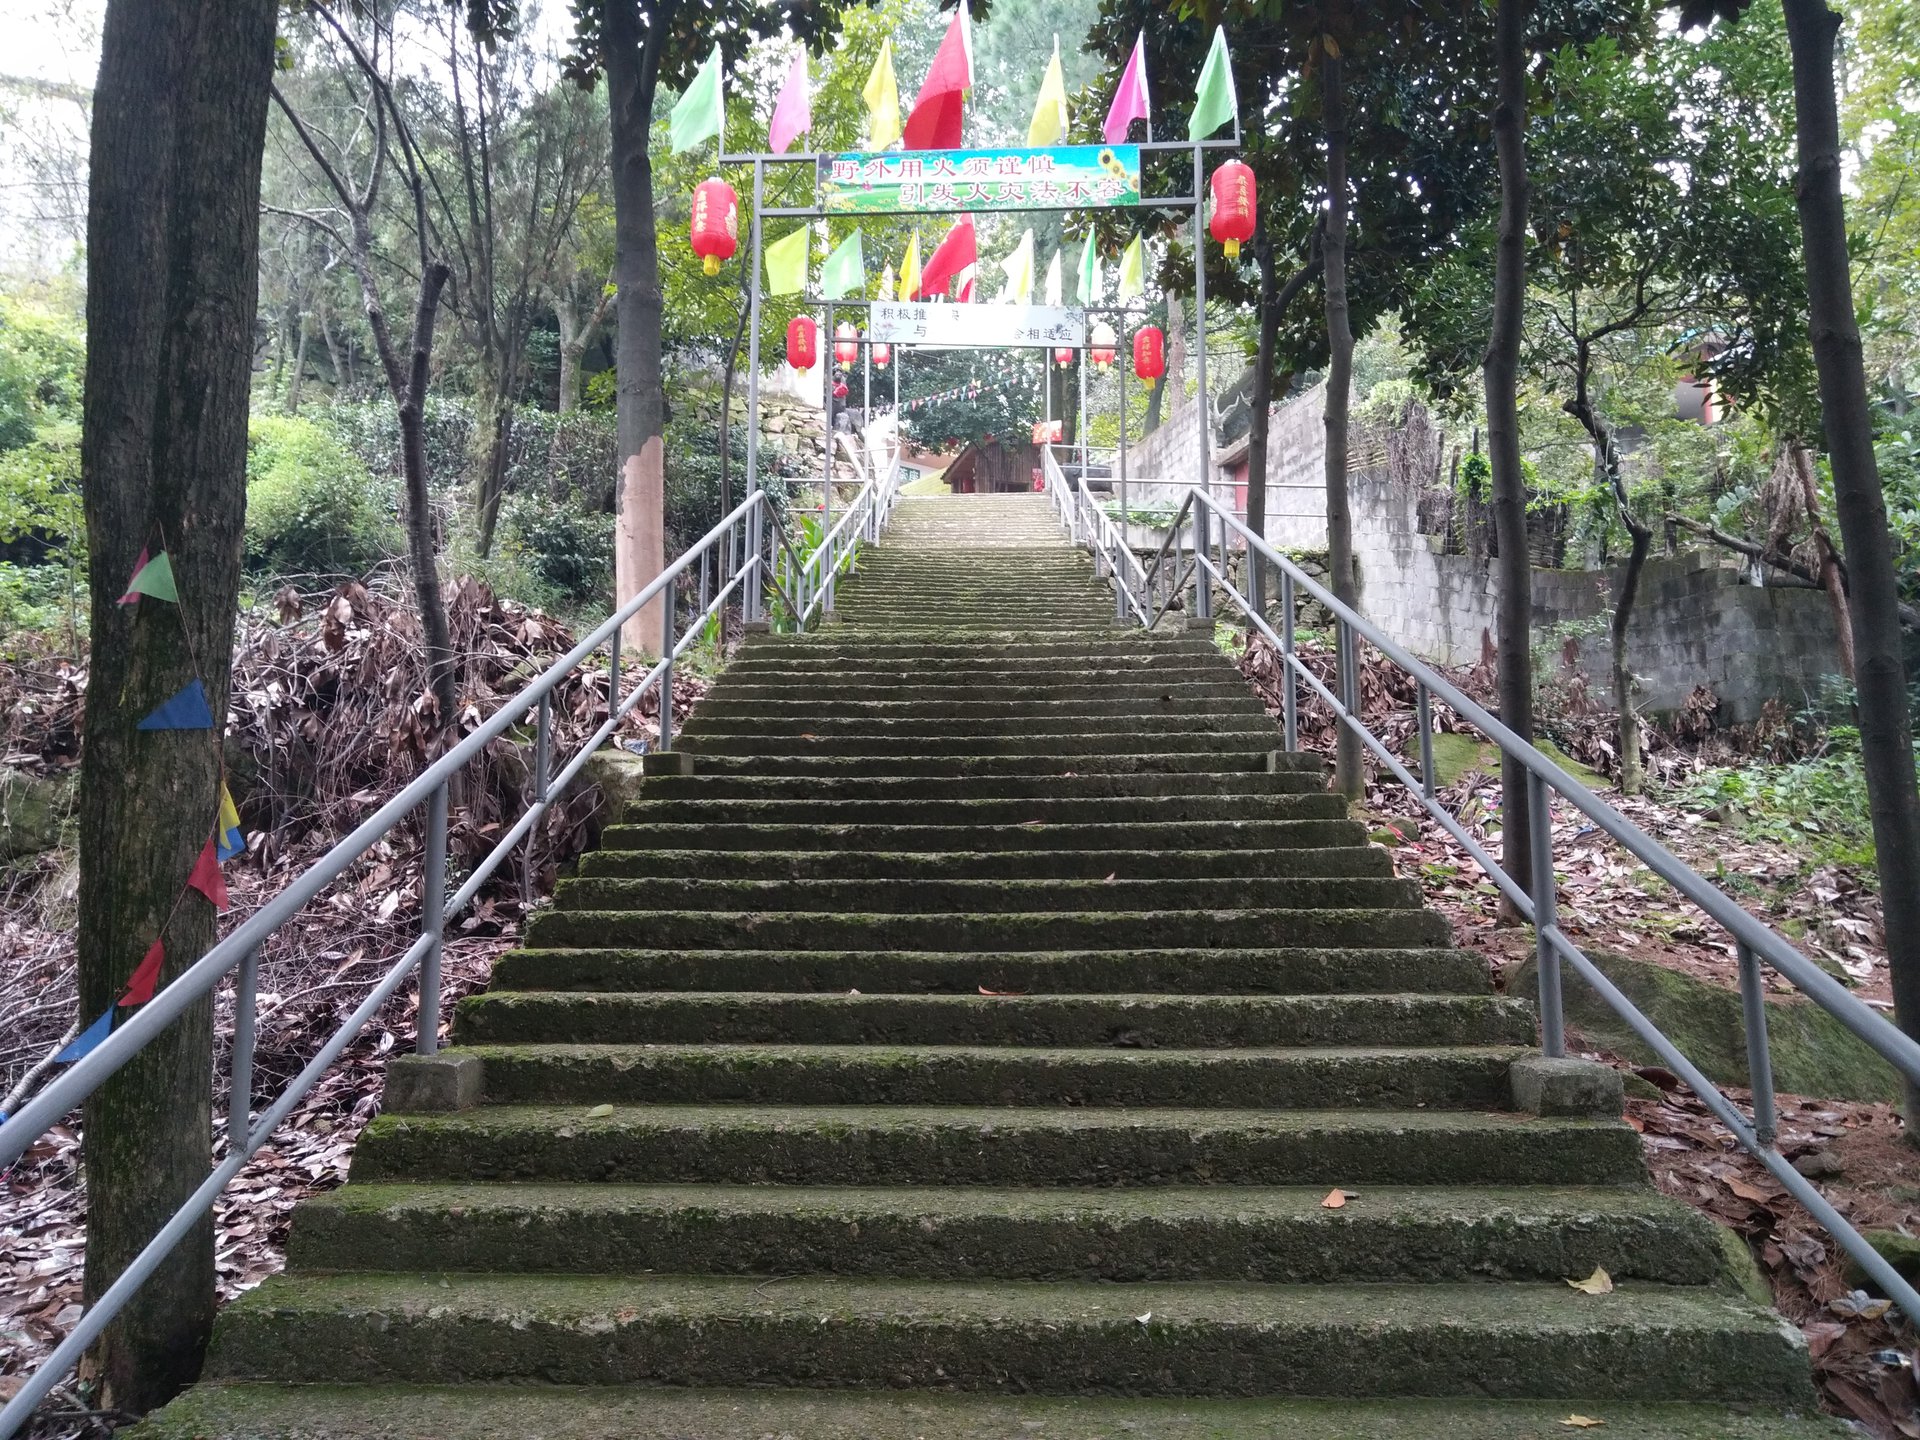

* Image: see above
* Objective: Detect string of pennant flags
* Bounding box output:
[53,544,247,1065]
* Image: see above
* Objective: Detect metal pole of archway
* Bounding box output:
[823,296,834,539]
[1191,145,1212,625]
[744,158,766,626]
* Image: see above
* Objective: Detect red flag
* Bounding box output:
[187,837,230,913]
[119,939,166,1007]
[918,216,978,298]
[904,1,973,150]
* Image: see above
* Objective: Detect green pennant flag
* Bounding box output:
[1189,26,1238,140]
[765,224,810,296]
[670,47,724,154]
[1116,234,1145,302]
[1076,230,1100,304]
[822,229,865,301]
[119,550,178,604]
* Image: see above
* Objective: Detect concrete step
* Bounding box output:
[596,820,1370,853]
[551,876,1426,916]
[680,729,1286,757]
[669,751,1310,777]
[200,1273,1807,1403]
[289,1181,1722,1285]
[688,697,1272,721]
[701,682,1263,705]
[486,946,1492,997]
[738,638,1218,662]
[454,991,1534,1049]
[628,771,1322,801]
[521,906,1453,953]
[128,1383,1852,1439]
[678,713,1280,739]
[350,1105,1643,1188]
[575,846,1392,881]
[462,1042,1529,1110]
[609,795,1340,827]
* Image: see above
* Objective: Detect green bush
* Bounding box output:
[501,489,613,605]
[245,414,399,578]
[0,299,84,454]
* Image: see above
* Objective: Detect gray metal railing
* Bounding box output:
[0,438,902,1438]
[1057,475,1920,1323]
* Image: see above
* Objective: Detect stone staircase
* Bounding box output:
[140,494,1839,1438]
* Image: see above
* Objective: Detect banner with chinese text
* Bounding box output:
[820,145,1141,214]
[869,301,1086,349]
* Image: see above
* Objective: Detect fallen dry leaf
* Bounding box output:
[1565,1267,1613,1295]
[978,986,1026,997]
[1321,1188,1350,1209]
[1560,1418,1605,1430]
[586,1103,614,1118]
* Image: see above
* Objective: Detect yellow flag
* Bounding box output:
[1028,36,1069,147]
[1116,234,1145,302]
[998,229,1035,305]
[898,230,921,300]
[864,37,902,151]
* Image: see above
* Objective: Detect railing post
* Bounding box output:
[1738,940,1779,1145]
[228,945,260,1150]
[415,781,449,1056]
[1192,501,1212,621]
[1527,768,1565,1058]
[699,546,710,620]
[607,628,622,723]
[522,694,550,908]
[1280,570,1298,751]
[1416,683,1437,800]
[660,588,676,752]
[1336,618,1357,721]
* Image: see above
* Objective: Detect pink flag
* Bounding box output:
[768,50,811,155]
[904,1,974,150]
[1103,32,1150,145]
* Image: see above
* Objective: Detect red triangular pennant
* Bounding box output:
[118,939,166,1007]
[187,837,230,913]
[117,547,150,605]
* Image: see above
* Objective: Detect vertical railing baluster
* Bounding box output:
[699,546,710,621]
[607,628,621,724]
[1417,683,1436,800]
[522,694,550,908]
[228,945,260,1149]
[1193,503,1212,622]
[1528,769,1565,1058]
[660,589,676,752]
[1281,571,1298,752]
[1738,940,1779,1145]
[416,782,449,1056]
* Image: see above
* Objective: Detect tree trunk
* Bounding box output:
[317,300,345,400]
[401,263,458,727]
[605,0,668,660]
[284,308,309,413]
[719,296,751,571]
[474,394,515,559]
[1789,438,1855,678]
[1782,0,1920,1123]
[77,0,275,1411]
[555,294,583,414]
[1481,0,1535,894]
[1246,231,1280,619]
[1321,42,1363,802]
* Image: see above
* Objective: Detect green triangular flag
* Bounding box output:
[822,229,865,301]
[1116,235,1145,302]
[1189,26,1238,140]
[121,551,178,603]
[765,225,810,296]
[670,47,724,155]
[1076,230,1100,304]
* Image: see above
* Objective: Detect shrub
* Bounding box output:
[501,489,613,606]
[246,414,399,578]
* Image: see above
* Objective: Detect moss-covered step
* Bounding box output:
[596,818,1372,854]
[575,844,1393,882]
[453,991,1532,1050]
[687,695,1273,721]
[548,876,1425,916]
[679,729,1288,756]
[198,1273,1811,1403]
[629,770,1324,801]
[485,945,1491,997]
[463,1042,1529,1110]
[124,1382,1854,1440]
[287,1181,1730,1286]
[612,794,1345,826]
[676,711,1278,738]
[673,750,1309,776]
[349,1105,1644,1188]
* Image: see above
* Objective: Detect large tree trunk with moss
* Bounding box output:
[1782,0,1920,1124]
[1787,439,1855,678]
[1482,0,1535,893]
[1320,42,1363,802]
[77,0,275,1411]
[605,0,668,660]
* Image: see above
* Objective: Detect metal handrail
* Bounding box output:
[0,436,903,1438]
[1102,481,1920,1323]
[1039,446,1151,627]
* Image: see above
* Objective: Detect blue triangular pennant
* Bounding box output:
[55,1008,114,1063]
[137,679,213,731]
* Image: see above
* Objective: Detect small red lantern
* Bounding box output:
[1208,160,1257,259]
[1133,325,1165,381]
[872,342,891,369]
[833,322,859,366]
[1054,346,1075,369]
[690,177,739,276]
[786,315,818,371]
[1089,321,1117,370]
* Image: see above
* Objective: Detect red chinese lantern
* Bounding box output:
[786,315,818,371]
[689,177,739,276]
[1208,160,1257,259]
[1133,325,1165,381]
[833,322,860,366]
[1089,321,1117,370]
[871,342,891,369]
[1054,346,1075,368]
